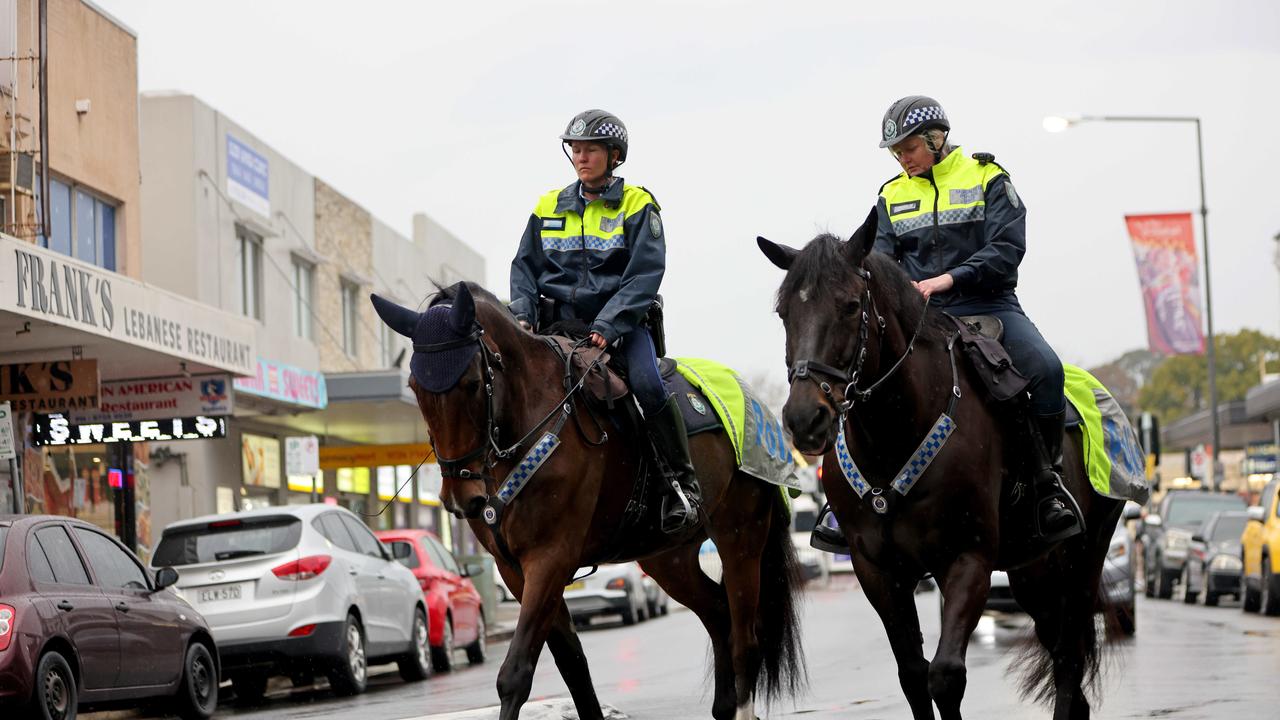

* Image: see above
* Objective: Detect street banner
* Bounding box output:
[1125,213,1205,355]
[72,375,233,424]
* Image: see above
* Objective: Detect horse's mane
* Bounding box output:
[429,281,516,319]
[778,234,947,343]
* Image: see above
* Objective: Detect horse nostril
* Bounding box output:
[464,495,489,519]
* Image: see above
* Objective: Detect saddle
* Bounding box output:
[945,313,1029,403]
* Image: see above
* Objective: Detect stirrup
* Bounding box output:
[810,504,849,554]
[660,480,699,534]
[1034,487,1085,544]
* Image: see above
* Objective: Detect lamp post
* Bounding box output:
[1045,114,1222,490]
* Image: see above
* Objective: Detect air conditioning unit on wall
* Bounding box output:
[0,151,35,195]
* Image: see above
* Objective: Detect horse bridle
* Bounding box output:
[414,323,607,484]
[786,265,931,418]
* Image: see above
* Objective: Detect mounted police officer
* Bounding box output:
[813,96,1083,551]
[509,109,702,534]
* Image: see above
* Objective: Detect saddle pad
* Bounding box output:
[662,369,724,437]
[1063,364,1151,505]
[671,357,801,495]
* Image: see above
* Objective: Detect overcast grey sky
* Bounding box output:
[97,0,1280,382]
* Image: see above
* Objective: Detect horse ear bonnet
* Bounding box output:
[409,300,482,393]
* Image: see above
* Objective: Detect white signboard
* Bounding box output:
[0,401,15,460]
[285,435,320,476]
[72,375,233,424]
[1,234,257,376]
[1190,444,1209,479]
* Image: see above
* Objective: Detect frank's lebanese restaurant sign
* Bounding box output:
[73,375,234,424]
[1,235,257,376]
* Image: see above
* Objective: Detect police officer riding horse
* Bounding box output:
[509,109,702,533]
[812,95,1084,552]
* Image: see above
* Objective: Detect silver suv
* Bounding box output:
[152,504,430,701]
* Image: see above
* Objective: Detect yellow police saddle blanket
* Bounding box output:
[1063,364,1151,505]
[671,357,802,498]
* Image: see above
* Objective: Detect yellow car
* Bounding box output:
[1242,478,1280,615]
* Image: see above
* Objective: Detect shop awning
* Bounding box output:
[1159,400,1273,451]
[1246,380,1280,422]
[250,369,429,445]
[1,234,257,381]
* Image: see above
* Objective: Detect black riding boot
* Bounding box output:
[810,503,850,553]
[1029,411,1085,543]
[647,394,704,534]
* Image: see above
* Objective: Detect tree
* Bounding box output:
[1137,329,1280,424]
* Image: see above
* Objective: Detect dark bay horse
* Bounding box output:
[371,282,803,720]
[757,209,1121,720]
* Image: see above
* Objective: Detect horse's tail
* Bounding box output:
[755,488,807,705]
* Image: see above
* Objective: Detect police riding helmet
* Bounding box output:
[560,109,629,174]
[879,96,950,157]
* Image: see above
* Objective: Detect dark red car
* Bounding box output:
[375,529,486,672]
[0,515,218,720]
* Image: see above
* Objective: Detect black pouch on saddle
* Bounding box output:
[945,314,1030,402]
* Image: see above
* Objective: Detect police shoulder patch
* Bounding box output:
[1004,181,1020,209]
[687,393,708,416]
[649,211,663,238]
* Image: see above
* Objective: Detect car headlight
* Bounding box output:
[1107,540,1127,560]
[1209,555,1242,572]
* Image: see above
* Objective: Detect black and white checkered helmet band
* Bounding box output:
[903,106,946,126]
[595,122,628,142]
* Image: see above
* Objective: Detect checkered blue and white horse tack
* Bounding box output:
[834,413,957,514]
[492,432,561,508]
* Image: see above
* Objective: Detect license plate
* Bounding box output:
[197,583,243,603]
[565,581,585,592]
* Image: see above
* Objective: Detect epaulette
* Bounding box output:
[972,152,1011,177]
[636,185,662,212]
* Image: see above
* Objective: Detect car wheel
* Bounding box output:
[327,613,368,696]
[621,599,638,626]
[431,616,455,673]
[1203,589,1219,607]
[1180,565,1198,604]
[1262,560,1280,616]
[397,607,432,682]
[1141,556,1155,598]
[1153,559,1175,599]
[30,651,76,720]
[171,642,218,719]
[466,613,488,665]
[230,673,267,705]
[1242,571,1262,613]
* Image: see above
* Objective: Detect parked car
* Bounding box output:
[1181,510,1248,606]
[640,571,670,618]
[1139,491,1246,599]
[564,563,651,627]
[1242,478,1280,615]
[152,505,429,702]
[0,514,218,720]
[375,529,487,672]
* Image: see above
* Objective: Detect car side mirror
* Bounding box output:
[1144,514,1163,528]
[1247,506,1265,523]
[1191,534,1205,543]
[390,542,413,560]
[154,567,179,591]
[1121,503,1142,521]
[461,562,485,578]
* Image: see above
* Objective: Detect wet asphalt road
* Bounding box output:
[89,575,1280,720]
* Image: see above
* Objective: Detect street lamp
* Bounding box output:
[1045,114,1222,489]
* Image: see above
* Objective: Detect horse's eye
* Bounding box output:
[844,300,861,315]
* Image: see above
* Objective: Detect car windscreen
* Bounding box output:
[0,525,7,573]
[153,516,302,566]
[1166,496,1245,528]
[1210,515,1248,542]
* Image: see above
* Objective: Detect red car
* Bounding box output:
[0,514,218,720]
[375,529,486,672]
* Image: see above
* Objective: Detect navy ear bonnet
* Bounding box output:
[370,285,480,393]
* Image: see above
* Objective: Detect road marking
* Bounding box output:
[401,699,627,720]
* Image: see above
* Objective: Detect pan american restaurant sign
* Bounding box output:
[2,235,257,376]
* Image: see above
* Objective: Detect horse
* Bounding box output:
[757,208,1122,720]
[371,282,804,720]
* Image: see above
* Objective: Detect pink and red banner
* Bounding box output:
[1125,213,1205,355]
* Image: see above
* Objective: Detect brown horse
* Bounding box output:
[757,209,1121,720]
[371,282,804,720]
